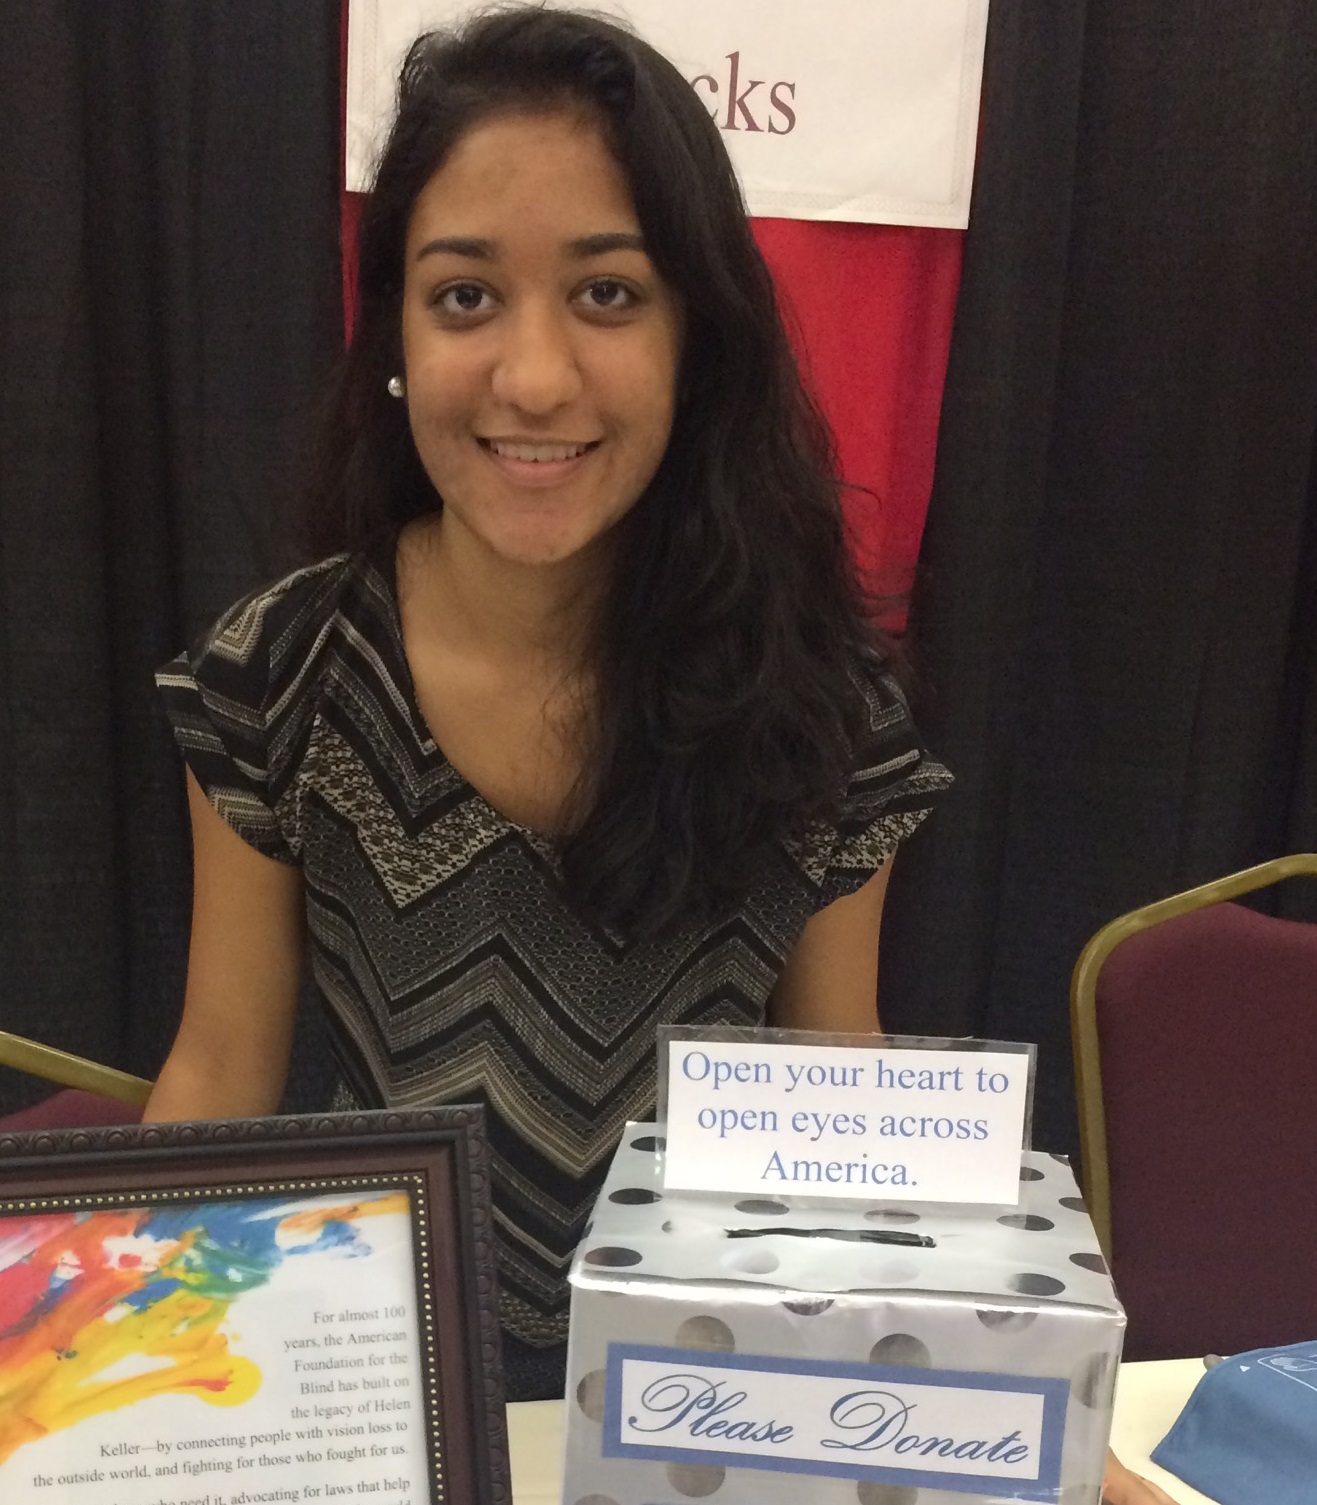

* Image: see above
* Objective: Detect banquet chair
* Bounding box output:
[1070,853,1317,1361]
[0,1027,152,1131]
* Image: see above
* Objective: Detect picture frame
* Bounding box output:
[0,1108,510,1505]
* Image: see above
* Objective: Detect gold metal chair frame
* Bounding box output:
[1070,852,1317,1262]
[0,1029,153,1107]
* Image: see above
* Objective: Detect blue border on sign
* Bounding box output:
[601,1342,1068,1500]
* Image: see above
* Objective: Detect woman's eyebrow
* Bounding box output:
[566,232,646,258]
[413,231,647,264]
[414,236,492,262]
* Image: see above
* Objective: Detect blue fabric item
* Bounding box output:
[1152,1340,1317,1505]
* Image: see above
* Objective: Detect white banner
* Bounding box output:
[347,1,990,227]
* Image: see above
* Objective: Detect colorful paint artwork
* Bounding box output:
[0,1189,409,1465]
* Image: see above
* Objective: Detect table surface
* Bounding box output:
[1110,1359,1217,1504]
[506,1358,1220,1504]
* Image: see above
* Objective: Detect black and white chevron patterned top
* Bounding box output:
[157,548,951,1352]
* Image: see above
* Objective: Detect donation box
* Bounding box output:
[563,1032,1124,1505]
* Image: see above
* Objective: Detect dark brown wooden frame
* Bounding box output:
[0,1107,510,1505]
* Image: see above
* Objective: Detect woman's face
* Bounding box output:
[400,111,682,577]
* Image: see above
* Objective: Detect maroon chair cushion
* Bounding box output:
[1097,901,1317,1359]
[0,1088,145,1132]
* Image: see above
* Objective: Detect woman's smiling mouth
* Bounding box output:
[481,437,600,463]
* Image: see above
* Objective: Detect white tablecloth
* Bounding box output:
[1110,1358,1218,1504]
[506,1358,1220,1504]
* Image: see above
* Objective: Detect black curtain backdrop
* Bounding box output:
[0,1,340,1113]
[2,2,1314,1154]
[881,0,1317,1160]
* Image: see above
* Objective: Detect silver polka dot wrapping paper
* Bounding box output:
[562,1127,1124,1505]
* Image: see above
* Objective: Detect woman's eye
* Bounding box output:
[580,279,636,312]
[437,283,492,317]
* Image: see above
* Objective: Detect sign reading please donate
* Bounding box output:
[604,1345,1067,1499]
[662,1038,1033,1204]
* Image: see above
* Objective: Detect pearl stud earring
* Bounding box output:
[387,375,406,399]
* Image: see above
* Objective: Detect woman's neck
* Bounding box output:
[398,512,607,678]
[394,512,605,834]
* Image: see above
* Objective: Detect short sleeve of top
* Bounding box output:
[154,557,351,864]
[793,665,954,910]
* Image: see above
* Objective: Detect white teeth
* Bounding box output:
[487,439,591,463]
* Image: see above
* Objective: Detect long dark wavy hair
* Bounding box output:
[302,5,896,937]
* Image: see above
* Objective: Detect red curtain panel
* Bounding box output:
[752,218,962,603]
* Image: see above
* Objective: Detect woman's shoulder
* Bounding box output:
[785,656,952,899]
[847,655,928,764]
[155,553,391,865]
[837,652,954,821]
[162,548,399,718]
[195,553,361,667]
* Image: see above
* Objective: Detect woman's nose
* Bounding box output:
[490,306,583,414]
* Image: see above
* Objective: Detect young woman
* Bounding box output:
[146,14,1169,1496]
[149,5,947,1384]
